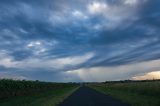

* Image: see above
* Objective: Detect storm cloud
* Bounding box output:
[0,0,160,82]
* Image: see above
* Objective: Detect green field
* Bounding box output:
[89,81,160,106]
[0,79,79,106]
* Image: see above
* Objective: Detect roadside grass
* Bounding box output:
[0,86,79,106]
[89,81,160,106]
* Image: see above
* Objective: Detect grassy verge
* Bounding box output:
[89,81,160,106]
[0,86,79,106]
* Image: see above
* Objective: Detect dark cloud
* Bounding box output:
[0,0,160,81]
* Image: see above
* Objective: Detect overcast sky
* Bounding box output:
[0,0,160,82]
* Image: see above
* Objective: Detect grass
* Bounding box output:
[89,81,160,106]
[0,79,79,106]
[0,86,79,106]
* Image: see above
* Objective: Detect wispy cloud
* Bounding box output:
[0,0,160,81]
[65,59,160,82]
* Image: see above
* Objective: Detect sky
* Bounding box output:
[0,0,160,82]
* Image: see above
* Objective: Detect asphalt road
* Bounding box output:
[59,86,129,106]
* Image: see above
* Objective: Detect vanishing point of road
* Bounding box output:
[59,86,129,106]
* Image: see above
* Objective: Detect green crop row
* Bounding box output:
[0,79,78,100]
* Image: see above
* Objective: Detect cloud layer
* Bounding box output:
[0,0,160,82]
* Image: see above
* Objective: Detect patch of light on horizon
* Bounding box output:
[132,71,160,80]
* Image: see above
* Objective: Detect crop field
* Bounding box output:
[89,81,160,106]
[0,79,79,106]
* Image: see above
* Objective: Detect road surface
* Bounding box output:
[59,86,129,106]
